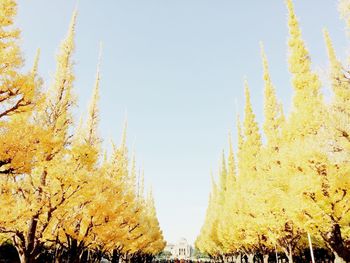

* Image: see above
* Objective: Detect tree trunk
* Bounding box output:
[325,224,350,262]
[334,252,347,263]
[17,251,36,263]
[18,252,27,263]
[120,254,128,263]
[147,255,154,263]
[247,254,254,263]
[90,250,102,263]
[14,238,37,263]
[263,254,269,263]
[112,249,120,263]
[235,254,242,263]
[282,244,293,263]
[53,244,64,263]
[15,216,41,263]
[26,217,38,258]
[14,241,26,263]
[67,238,81,263]
[79,250,88,262]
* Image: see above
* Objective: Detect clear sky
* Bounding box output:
[17,0,348,245]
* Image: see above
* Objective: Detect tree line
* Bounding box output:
[196,1,350,263]
[0,0,166,262]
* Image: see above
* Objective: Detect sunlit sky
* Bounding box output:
[17,1,347,245]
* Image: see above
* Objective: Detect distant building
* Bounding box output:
[164,243,175,256]
[164,238,193,260]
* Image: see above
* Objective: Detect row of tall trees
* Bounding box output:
[0,0,166,262]
[196,0,350,263]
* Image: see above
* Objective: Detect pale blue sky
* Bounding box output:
[17,1,347,244]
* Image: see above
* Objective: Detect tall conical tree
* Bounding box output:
[239,81,262,180]
[217,133,237,254]
[43,10,77,147]
[142,189,166,255]
[219,150,227,194]
[324,30,350,107]
[286,0,323,138]
[215,150,228,253]
[323,29,350,161]
[85,46,102,149]
[287,27,350,263]
[270,2,325,261]
[261,44,284,148]
[110,121,129,181]
[31,49,40,77]
[139,169,145,200]
[259,43,299,263]
[196,174,221,256]
[236,114,244,179]
[130,152,137,193]
[226,132,236,191]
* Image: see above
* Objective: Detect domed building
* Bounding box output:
[172,238,193,259]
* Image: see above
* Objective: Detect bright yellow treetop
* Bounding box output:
[324,29,350,106]
[86,47,102,149]
[286,0,323,137]
[261,44,284,148]
[44,10,77,145]
[239,81,262,180]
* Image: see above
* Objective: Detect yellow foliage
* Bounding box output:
[0,2,165,263]
[196,1,350,262]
